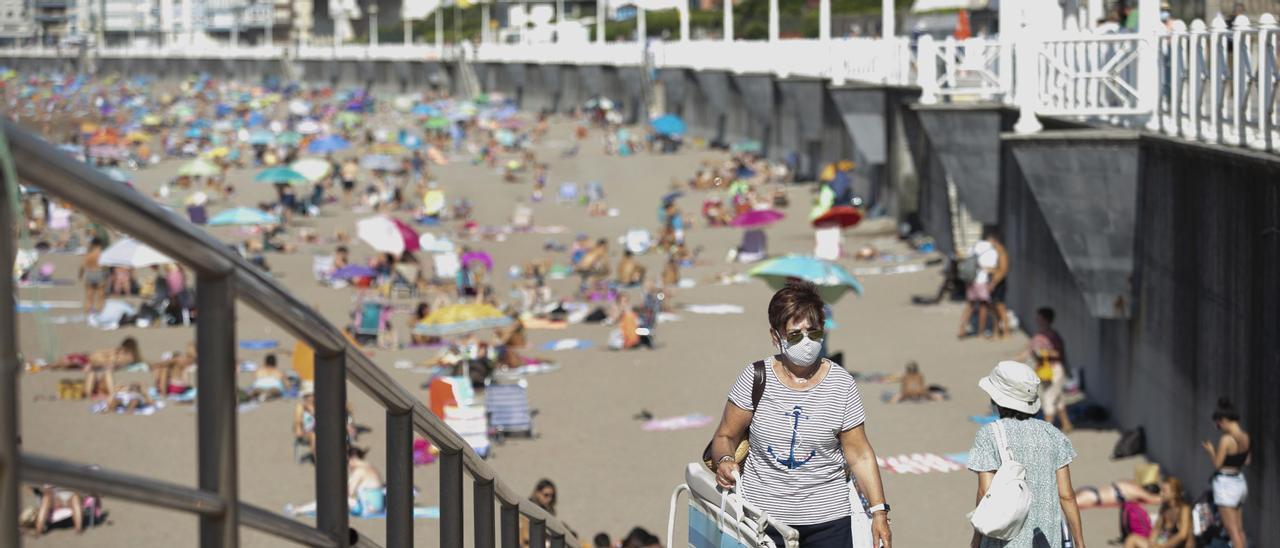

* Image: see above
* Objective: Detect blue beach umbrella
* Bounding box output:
[650,114,686,136]
[208,207,280,226]
[247,129,275,145]
[307,134,351,154]
[748,255,863,303]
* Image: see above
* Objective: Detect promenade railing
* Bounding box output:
[0,119,579,547]
[2,13,1278,150]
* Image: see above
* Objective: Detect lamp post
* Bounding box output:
[368,2,378,45]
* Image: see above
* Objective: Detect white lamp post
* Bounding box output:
[368,1,377,45]
[723,0,732,41]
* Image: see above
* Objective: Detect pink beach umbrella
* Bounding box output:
[730,209,785,229]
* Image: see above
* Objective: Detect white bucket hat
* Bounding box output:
[979,360,1041,415]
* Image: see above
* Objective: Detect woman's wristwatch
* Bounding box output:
[868,503,891,515]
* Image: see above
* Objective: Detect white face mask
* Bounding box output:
[776,330,822,367]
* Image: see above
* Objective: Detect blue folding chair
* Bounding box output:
[485,379,536,443]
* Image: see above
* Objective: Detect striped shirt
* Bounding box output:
[728,357,866,526]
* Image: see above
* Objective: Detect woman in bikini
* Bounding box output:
[76,337,141,399]
[1124,476,1192,548]
[79,238,106,314]
[1075,478,1163,509]
[1202,397,1250,548]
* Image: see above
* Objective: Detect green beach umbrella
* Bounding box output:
[178,158,221,178]
[254,166,308,185]
[425,117,449,131]
[277,131,303,145]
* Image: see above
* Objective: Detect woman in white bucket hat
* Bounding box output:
[968,361,1087,548]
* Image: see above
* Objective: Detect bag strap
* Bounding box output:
[991,420,1013,465]
[750,359,767,412]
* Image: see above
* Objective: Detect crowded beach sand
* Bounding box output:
[10,76,1146,547]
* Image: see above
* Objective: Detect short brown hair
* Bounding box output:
[767,279,825,332]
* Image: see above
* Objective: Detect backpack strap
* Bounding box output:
[750,359,767,412]
[991,420,1013,465]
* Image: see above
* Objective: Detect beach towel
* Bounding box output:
[239,339,278,350]
[684,304,745,315]
[91,400,164,416]
[540,338,592,351]
[642,413,714,432]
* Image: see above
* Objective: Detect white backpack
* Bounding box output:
[969,420,1032,540]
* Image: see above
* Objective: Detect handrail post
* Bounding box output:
[529,517,547,548]
[440,448,464,546]
[474,478,496,548]
[385,411,413,547]
[549,532,566,548]
[196,272,239,548]
[500,499,520,548]
[0,128,21,548]
[314,351,349,545]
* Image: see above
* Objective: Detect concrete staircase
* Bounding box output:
[456,56,483,98]
[946,175,983,255]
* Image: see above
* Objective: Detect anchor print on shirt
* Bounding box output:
[767,405,816,470]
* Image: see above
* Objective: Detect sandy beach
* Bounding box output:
[13,98,1147,547]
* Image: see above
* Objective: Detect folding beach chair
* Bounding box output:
[736,229,768,263]
[556,183,579,204]
[485,379,537,443]
[391,263,421,299]
[312,255,335,284]
[511,204,534,231]
[352,301,390,346]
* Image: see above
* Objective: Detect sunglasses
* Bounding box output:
[779,328,825,345]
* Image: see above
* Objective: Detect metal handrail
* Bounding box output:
[0,118,578,547]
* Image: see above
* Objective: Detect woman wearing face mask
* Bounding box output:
[709,280,892,548]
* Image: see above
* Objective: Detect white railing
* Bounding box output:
[1034,33,1151,117]
[917,35,1009,103]
[1157,14,1280,150]
[4,16,1280,153]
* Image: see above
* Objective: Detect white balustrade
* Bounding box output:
[1157,14,1280,151]
[4,13,1279,153]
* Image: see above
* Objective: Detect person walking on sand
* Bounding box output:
[1202,397,1250,548]
[709,280,893,547]
[80,237,106,314]
[968,361,1086,548]
[986,231,1010,339]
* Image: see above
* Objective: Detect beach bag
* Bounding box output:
[1120,500,1152,538]
[849,479,876,548]
[1111,427,1146,459]
[1035,356,1054,383]
[969,420,1031,540]
[701,360,767,473]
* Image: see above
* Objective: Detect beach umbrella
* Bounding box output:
[730,209,785,229]
[254,166,308,185]
[331,265,378,280]
[748,255,863,303]
[418,233,455,253]
[204,146,232,159]
[295,119,322,135]
[288,99,311,116]
[336,111,363,128]
[811,206,863,229]
[424,117,449,130]
[290,158,332,182]
[277,131,303,146]
[360,154,398,171]
[459,250,493,271]
[247,129,275,145]
[731,140,763,154]
[208,207,280,226]
[141,114,162,126]
[100,238,174,268]
[398,132,423,150]
[124,131,151,143]
[414,303,513,336]
[178,158,221,178]
[184,127,204,139]
[357,215,419,255]
[494,130,516,148]
[650,114,686,136]
[307,134,350,154]
[411,103,438,117]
